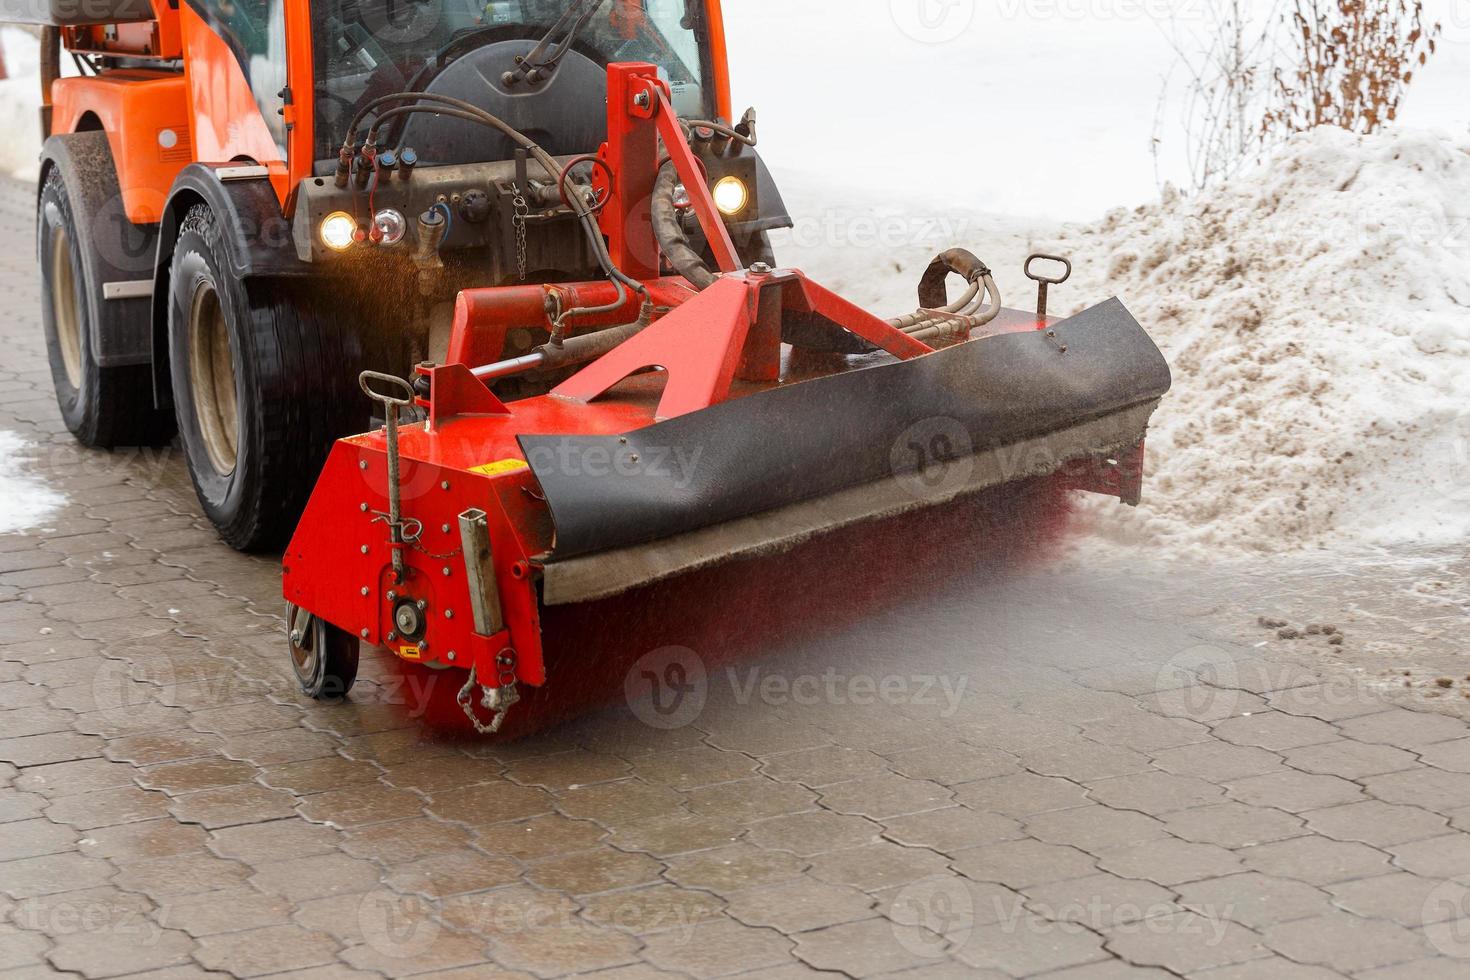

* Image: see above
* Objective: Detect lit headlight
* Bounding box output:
[372,209,407,246]
[320,211,357,251]
[712,176,749,216]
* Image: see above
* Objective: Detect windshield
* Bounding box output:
[311,0,711,166]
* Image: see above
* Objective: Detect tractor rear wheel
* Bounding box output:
[37,143,173,448]
[167,203,368,551]
[287,603,359,699]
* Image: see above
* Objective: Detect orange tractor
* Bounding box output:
[15,0,1170,733]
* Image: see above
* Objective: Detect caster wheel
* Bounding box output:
[286,602,360,699]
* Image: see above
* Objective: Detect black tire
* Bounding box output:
[38,146,174,448]
[167,203,368,551]
[287,603,360,699]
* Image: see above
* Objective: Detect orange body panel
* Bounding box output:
[705,0,733,123]
[51,70,193,223]
[178,4,290,203]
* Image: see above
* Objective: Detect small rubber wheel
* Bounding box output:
[287,603,360,699]
[38,148,173,448]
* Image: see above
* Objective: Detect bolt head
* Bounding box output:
[359,461,368,470]
[416,599,427,611]
[441,481,451,491]
[445,609,454,620]
[289,630,302,645]
[441,524,451,534]
[360,587,370,597]
[360,629,369,639]
[442,567,452,577]
[387,591,397,601]
[387,631,397,642]
[447,651,456,662]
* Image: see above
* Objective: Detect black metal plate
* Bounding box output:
[521,297,1172,561]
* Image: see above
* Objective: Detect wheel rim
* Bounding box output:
[187,282,239,477]
[287,605,321,684]
[49,225,83,389]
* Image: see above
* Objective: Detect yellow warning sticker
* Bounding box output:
[398,645,423,662]
[470,459,530,478]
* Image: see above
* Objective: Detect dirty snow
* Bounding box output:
[1049,128,1470,557]
[0,430,64,533]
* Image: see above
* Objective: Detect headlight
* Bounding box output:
[372,209,407,246]
[712,176,749,216]
[320,211,357,251]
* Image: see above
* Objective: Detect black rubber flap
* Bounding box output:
[521,298,1171,561]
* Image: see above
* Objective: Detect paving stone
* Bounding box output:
[46,924,195,978]
[949,772,1090,817]
[1239,835,1391,885]
[1188,955,1343,978]
[111,853,250,898]
[1281,739,1419,779]
[341,927,493,977]
[45,785,172,830]
[1018,739,1154,781]
[193,923,340,976]
[336,817,473,866]
[1021,873,1179,928]
[1084,770,1225,813]
[532,780,672,825]
[1162,801,1306,848]
[816,773,953,820]
[882,742,1018,784]
[744,809,878,856]
[477,814,608,861]
[153,886,293,937]
[136,758,260,795]
[640,917,793,976]
[663,844,809,894]
[760,745,890,787]
[624,745,756,790]
[0,789,45,824]
[1338,709,1468,748]
[1212,712,1338,752]
[792,916,942,975]
[296,783,427,828]
[684,778,818,822]
[602,810,740,858]
[808,841,951,893]
[1264,683,1390,722]
[1386,833,1470,878]
[1151,741,1284,781]
[880,806,1023,854]
[581,883,725,935]
[1365,768,1470,811]
[1095,839,1244,886]
[1262,910,1429,972]
[952,915,1110,975]
[1226,770,1366,813]
[1104,910,1267,973]
[0,852,114,898]
[1302,799,1448,847]
[522,847,661,895]
[250,851,383,902]
[207,818,342,864]
[951,839,1097,889]
[1026,804,1169,851]
[168,784,299,829]
[1175,872,1332,929]
[0,818,77,862]
[1327,872,1470,928]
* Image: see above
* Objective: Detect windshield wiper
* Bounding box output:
[504,0,607,87]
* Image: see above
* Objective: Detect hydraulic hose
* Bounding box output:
[651,162,719,290]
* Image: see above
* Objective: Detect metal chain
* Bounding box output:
[455,651,520,735]
[512,191,529,282]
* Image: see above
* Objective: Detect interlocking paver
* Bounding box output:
[1162,801,1306,847]
[1174,872,1332,928]
[951,838,1097,889]
[1103,910,1268,973]
[1262,910,1430,972]
[726,879,872,932]
[1239,835,1391,885]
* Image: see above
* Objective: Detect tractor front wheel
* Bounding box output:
[167,203,367,551]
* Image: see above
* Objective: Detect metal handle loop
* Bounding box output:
[1025,253,1073,286]
[359,371,415,407]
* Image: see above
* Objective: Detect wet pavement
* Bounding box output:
[3,178,1470,978]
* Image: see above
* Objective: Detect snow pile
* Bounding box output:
[1053,127,1470,556]
[0,28,42,181]
[0,430,63,534]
